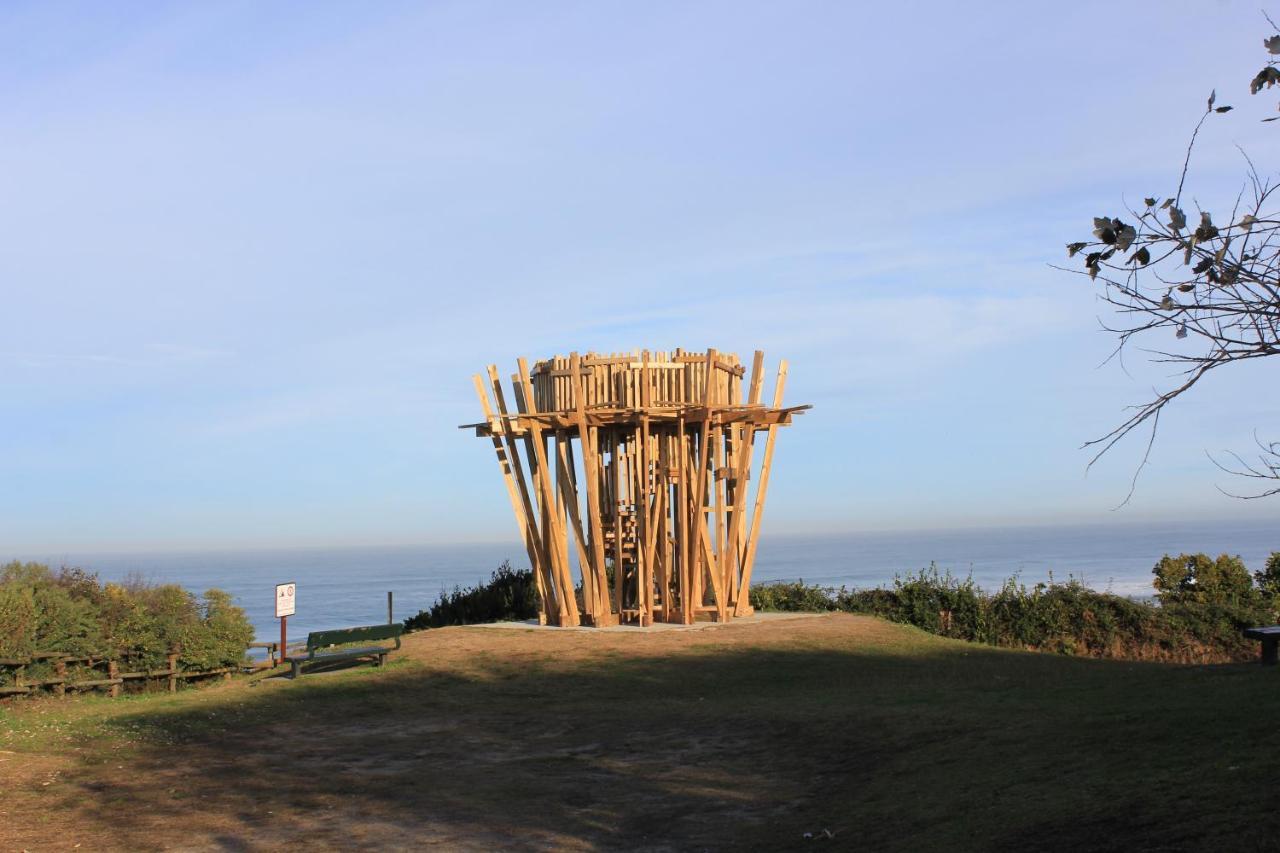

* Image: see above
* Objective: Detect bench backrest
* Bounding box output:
[306,623,403,652]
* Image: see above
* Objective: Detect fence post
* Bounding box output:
[107,660,121,698]
[54,658,66,697]
[167,652,178,693]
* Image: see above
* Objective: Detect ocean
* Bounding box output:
[21,518,1277,642]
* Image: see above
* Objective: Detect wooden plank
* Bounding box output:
[555,431,596,613]
[474,373,551,625]
[570,352,614,626]
[489,366,559,624]
[69,678,124,689]
[735,359,788,617]
[554,430,573,612]
[637,352,653,625]
[613,432,625,620]
[516,359,580,626]
[725,350,764,607]
[689,349,726,621]
[714,424,729,605]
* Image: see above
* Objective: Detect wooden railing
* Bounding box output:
[0,650,247,699]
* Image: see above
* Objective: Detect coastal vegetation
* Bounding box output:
[402,560,539,630]
[751,552,1280,663]
[0,561,253,688]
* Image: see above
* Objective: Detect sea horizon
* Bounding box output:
[12,516,1276,642]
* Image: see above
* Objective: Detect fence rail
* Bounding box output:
[0,650,246,699]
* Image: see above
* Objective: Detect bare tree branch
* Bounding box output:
[1064,12,1280,501]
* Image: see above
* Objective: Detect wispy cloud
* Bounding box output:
[145,342,233,361]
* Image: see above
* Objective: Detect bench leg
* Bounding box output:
[377,653,386,667]
[1262,638,1278,667]
[290,659,302,679]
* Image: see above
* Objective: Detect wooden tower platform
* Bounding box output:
[463,348,808,627]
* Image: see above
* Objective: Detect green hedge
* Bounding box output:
[0,561,254,681]
[751,553,1280,663]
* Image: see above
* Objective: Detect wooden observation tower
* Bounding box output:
[464,349,808,627]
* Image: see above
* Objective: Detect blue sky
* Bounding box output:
[2,1,1276,551]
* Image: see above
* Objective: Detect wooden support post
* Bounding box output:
[558,431,594,622]
[690,349,726,621]
[677,417,691,624]
[1262,637,1278,666]
[637,352,653,626]
[107,660,120,698]
[475,372,552,625]
[504,372,562,625]
[516,359,580,626]
[714,423,728,604]
[54,658,66,697]
[613,434,625,620]
[555,432,596,610]
[735,359,788,617]
[726,351,765,608]
[571,352,614,626]
[167,652,179,692]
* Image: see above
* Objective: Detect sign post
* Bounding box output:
[275,582,296,664]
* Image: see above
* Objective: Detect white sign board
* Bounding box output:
[275,582,296,618]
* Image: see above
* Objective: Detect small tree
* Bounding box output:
[1152,552,1256,605]
[1065,14,1280,500]
[1255,551,1280,601]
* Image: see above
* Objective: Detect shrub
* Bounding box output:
[750,580,838,612]
[0,560,253,677]
[751,554,1280,664]
[0,562,102,659]
[404,561,539,630]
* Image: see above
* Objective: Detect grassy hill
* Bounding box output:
[3,613,1278,851]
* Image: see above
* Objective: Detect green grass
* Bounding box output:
[3,615,1279,851]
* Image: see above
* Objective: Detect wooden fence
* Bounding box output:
[0,647,271,699]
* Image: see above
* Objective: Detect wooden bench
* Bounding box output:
[1244,626,1280,666]
[289,624,402,679]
